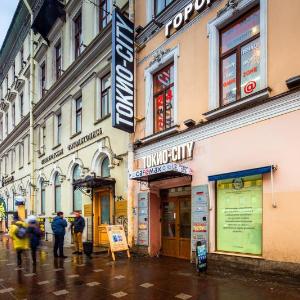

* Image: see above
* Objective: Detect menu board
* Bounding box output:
[217,175,262,255]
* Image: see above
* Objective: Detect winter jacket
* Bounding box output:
[72,216,85,233]
[27,225,42,248]
[51,216,67,235]
[9,221,29,250]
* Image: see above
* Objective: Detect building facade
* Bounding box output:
[0,0,130,245]
[130,0,300,268]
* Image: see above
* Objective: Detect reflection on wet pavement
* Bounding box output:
[0,236,298,299]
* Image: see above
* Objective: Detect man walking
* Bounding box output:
[51,212,67,258]
[72,211,85,255]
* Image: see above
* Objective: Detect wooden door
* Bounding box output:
[161,197,191,259]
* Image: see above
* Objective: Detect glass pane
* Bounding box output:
[100,195,110,224]
[73,165,81,180]
[154,94,164,132]
[101,93,109,117]
[241,38,260,98]
[155,0,165,15]
[76,113,81,132]
[102,75,111,91]
[179,199,191,238]
[222,54,237,105]
[101,157,110,177]
[222,9,260,53]
[74,189,82,211]
[165,86,174,129]
[153,64,174,94]
[162,201,176,237]
[55,186,61,212]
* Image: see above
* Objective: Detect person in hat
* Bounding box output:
[71,211,85,255]
[51,212,68,258]
[9,212,29,266]
[26,215,42,265]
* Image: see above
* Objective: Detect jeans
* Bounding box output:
[74,232,83,252]
[31,246,37,264]
[54,234,64,257]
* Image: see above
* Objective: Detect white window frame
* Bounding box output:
[144,45,179,136]
[52,36,63,82]
[19,142,24,168]
[54,111,62,146]
[207,0,267,110]
[71,92,82,135]
[39,59,47,98]
[70,5,83,63]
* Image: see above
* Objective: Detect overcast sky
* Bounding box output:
[0,0,19,49]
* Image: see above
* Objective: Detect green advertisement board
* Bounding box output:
[217,175,262,255]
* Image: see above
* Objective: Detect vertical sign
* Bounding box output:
[191,185,209,252]
[137,192,149,246]
[112,9,135,133]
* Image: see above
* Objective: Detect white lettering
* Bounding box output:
[184,3,194,22]
[173,13,184,30]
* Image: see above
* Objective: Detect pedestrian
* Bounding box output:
[51,211,68,258]
[9,212,29,267]
[71,211,85,255]
[26,215,42,265]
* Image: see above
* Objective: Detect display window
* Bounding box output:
[220,7,260,105]
[216,174,262,255]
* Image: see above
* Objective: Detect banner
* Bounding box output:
[112,8,135,133]
[217,175,262,255]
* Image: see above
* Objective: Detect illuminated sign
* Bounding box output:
[112,9,135,133]
[165,0,215,38]
[141,142,194,168]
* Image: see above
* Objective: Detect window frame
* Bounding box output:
[72,164,82,211]
[219,6,260,106]
[74,11,82,59]
[154,0,174,16]
[57,113,62,145]
[101,156,111,178]
[100,73,111,119]
[12,103,15,128]
[40,61,46,97]
[20,93,24,118]
[75,97,82,133]
[55,40,62,80]
[54,173,61,213]
[41,179,46,215]
[20,47,24,70]
[5,112,8,136]
[99,0,112,31]
[19,142,24,168]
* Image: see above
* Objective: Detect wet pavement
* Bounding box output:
[0,237,299,299]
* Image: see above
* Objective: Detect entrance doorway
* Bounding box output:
[161,188,191,259]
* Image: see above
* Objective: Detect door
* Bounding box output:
[161,197,191,259]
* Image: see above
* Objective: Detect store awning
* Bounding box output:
[208,165,275,182]
[129,163,192,182]
[73,175,115,189]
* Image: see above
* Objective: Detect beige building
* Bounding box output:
[0,0,130,245]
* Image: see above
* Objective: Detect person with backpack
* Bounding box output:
[26,215,42,265]
[9,212,29,267]
[71,211,85,255]
[51,211,68,258]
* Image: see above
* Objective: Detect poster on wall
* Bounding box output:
[115,199,128,234]
[217,175,262,255]
[137,192,149,246]
[191,185,209,252]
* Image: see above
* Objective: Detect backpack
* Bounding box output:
[15,224,27,239]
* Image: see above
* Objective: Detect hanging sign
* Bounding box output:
[112,8,135,133]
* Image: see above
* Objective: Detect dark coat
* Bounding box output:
[72,216,85,233]
[27,225,42,248]
[51,216,67,235]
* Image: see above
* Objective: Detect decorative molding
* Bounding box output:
[134,90,300,159]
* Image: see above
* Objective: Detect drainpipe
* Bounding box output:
[127,0,135,248]
[22,0,36,215]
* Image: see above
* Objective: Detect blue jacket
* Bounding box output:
[51,216,67,235]
[72,216,85,233]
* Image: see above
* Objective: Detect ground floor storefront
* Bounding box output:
[130,106,300,266]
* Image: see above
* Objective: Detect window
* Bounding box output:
[100,73,111,118]
[19,142,24,168]
[54,173,61,212]
[12,62,15,83]
[0,120,3,141]
[6,76,8,93]
[40,62,46,97]
[220,7,260,106]
[153,63,174,133]
[20,93,24,118]
[20,47,24,69]
[155,0,174,15]
[101,156,110,177]
[75,97,82,133]
[73,165,82,211]
[11,149,15,173]
[55,41,62,80]
[74,12,82,59]
[12,103,15,128]
[41,179,46,214]
[57,113,62,145]
[5,112,8,135]
[100,0,111,30]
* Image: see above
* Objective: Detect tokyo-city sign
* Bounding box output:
[165,0,216,38]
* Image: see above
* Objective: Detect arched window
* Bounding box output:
[41,179,46,215]
[54,173,61,212]
[101,156,110,177]
[73,165,82,211]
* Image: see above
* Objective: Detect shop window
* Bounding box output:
[41,179,46,215]
[74,11,82,59]
[73,165,82,211]
[54,173,61,212]
[75,97,82,133]
[216,175,262,255]
[99,0,111,30]
[153,63,174,133]
[220,8,260,105]
[55,40,62,80]
[155,0,174,16]
[100,73,111,119]
[101,156,110,177]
